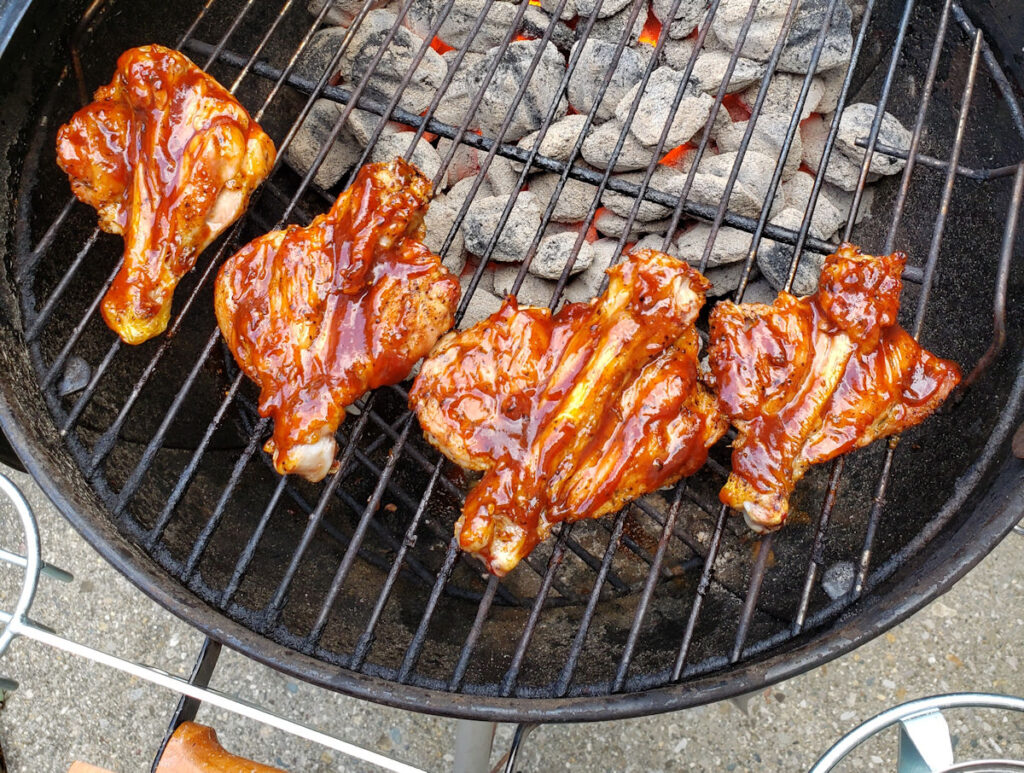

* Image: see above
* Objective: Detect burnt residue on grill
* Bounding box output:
[0,0,1023,720]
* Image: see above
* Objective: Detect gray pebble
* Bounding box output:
[58,357,91,397]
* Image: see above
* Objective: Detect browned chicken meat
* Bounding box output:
[707,244,961,532]
[410,249,727,576]
[56,44,276,344]
[215,159,461,483]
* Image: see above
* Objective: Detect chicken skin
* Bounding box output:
[707,244,961,532]
[56,44,276,344]
[215,159,460,483]
[410,249,727,576]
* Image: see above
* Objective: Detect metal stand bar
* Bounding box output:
[452,720,496,773]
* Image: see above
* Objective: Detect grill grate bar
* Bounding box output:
[133,374,245,537]
[614,0,821,685]
[447,575,501,692]
[499,526,573,696]
[24,228,99,342]
[957,162,1024,395]
[40,258,122,391]
[786,0,953,631]
[555,510,627,695]
[729,532,774,662]
[263,408,376,629]
[305,418,419,650]
[396,537,462,682]
[18,198,79,287]
[218,475,289,609]
[852,30,984,599]
[854,140,1018,182]
[227,0,301,94]
[349,455,446,670]
[182,412,269,580]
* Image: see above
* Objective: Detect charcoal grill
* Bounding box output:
[0,0,1023,723]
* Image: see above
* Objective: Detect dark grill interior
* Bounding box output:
[4,0,1024,718]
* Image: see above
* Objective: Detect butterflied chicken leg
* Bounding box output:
[57,44,276,344]
[215,159,461,482]
[707,244,961,532]
[411,249,726,576]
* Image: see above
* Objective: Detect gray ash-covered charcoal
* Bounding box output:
[407,0,572,54]
[757,208,826,295]
[458,283,505,329]
[436,40,568,141]
[633,232,678,256]
[577,0,632,19]
[345,108,400,146]
[541,0,577,21]
[517,114,591,162]
[835,103,911,177]
[600,166,688,221]
[779,173,845,240]
[285,99,362,188]
[738,277,776,304]
[336,10,447,114]
[660,37,696,70]
[746,73,824,121]
[370,132,442,183]
[581,118,656,171]
[568,38,650,121]
[801,112,877,191]
[716,114,803,180]
[423,195,467,274]
[307,0,386,26]
[698,150,783,215]
[704,260,750,296]
[587,2,647,45]
[564,236,620,300]
[691,51,766,95]
[294,27,347,83]
[651,0,709,39]
[463,191,543,261]
[615,66,714,147]
[529,230,595,279]
[594,209,672,238]
[674,224,753,267]
[713,0,852,74]
[492,265,559,306]
[528,171,600,222]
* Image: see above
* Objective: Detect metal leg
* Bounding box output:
[897,710,954,773]
[150,636,223,772]
[453,720,496,773]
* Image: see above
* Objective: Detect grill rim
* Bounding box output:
[1,349,1022,722]
[3,0,1024,723]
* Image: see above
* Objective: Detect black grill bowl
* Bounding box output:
[0,0,1022,721]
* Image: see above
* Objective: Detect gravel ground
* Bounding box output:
[0,462,1021,772]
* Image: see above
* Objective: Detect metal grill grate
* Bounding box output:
[10,0,1024,717]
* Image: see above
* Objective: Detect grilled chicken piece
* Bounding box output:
[56,44,276,344]
[707,244,961,532]
[411,249,727,576]
[215,159,460,482]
